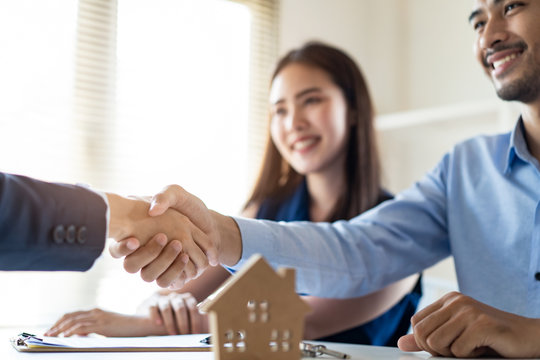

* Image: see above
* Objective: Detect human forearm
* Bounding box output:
[211,210,242,266]
[45,309,169,337]
[0,173,107,270]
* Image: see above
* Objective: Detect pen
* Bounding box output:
[19,332,43,341]
[200,336,211,344]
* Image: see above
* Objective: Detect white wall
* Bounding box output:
[278,0,521,294]
[278,0,497,114]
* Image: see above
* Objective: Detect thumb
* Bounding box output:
[148,192,173,217]
[109,237,140,258]
[397,334,422,352]
[148,185,212,233]
[149,185,190,217]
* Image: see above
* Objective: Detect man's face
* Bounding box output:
[470,0,540,103]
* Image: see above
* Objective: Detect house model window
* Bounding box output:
[199,254,311,360]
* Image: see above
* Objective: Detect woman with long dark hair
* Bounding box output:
[47,42,421,346]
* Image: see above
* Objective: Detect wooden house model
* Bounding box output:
[199,254,311,360]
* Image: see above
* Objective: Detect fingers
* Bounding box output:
[138,239,183,281]
[178,227,209,278]
[409,292,492,357]
[148,185,184,217]
[171,294,190,334]
[158,296,178,335]
[412,305,454,356]
[121,232,199,288]
[408,292,454,355]
[126,229,208,287]
[45,311,96,337]
[169,293,201,334]
[185,295,203,333]
[417,312,461,357]
[123,233,170,274]
[446,324,491,358]
[149,304,163,326]
[148,185,218,267]
[153,253,192,288]
[59,322,94,337]
[397,334,421,352]
[45,312,78,336]
[109,237,140,259]
[150,293,203,335]
[168,272,188,290]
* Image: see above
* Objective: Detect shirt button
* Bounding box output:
[535,272,540,281]
[66,225,77,244]
[53,225,65,244]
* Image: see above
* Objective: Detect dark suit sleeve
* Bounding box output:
[0,172,107,271]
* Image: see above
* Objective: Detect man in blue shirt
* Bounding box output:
[116,0,540,357]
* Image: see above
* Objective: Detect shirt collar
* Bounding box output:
[504,116,540,174]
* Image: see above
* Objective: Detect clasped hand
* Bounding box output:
[398,291,540,358]
[106,185,221,289]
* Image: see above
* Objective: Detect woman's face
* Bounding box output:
[269,63,350,176]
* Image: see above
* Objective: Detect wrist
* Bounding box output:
[530,318,540,356]
[106,192,135,239]
[212,211,242,266]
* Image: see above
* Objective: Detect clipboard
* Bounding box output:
[11,332,212,353]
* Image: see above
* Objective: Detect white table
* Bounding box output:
[0,328,431,360]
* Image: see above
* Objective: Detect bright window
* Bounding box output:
[0,0,277,327]
[112,0,250,215]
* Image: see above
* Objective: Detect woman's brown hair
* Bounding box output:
[244,41,382,222]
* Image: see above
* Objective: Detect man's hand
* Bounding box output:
[148,185,220,266]
[398,291,540,358]
[107,185,242,288]
[147,184,242,266]
[106,193,214,286]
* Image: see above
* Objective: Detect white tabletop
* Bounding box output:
[0,327,434,360]
[1,327,444,360]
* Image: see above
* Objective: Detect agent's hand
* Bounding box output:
[148,185,242,265]
[145,292,209,335]
[148,185,219,266]
[118,185,242,288]
[107,192,216,286]
[44,308,167,337]
[397,291,540,358]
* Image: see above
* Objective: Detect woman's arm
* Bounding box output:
[45,309,169,337]
[302,274,419,340]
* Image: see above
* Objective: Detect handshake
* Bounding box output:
[105,185,242,289]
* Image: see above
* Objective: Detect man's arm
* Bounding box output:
[0,172,215,279]
[0,172,107,270]
[119,161,452,296]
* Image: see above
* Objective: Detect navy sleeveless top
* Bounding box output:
[255,180,422,346]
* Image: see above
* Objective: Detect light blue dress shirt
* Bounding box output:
[233,118,540,318]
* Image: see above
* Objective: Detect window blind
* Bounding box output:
[0,0,279,325]
[73,0,118,188]
[74,0,279,193]
[230,0,279,186]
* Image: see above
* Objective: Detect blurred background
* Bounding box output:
[0,0,520,328]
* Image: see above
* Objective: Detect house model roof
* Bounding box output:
[199,254,310,315]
